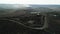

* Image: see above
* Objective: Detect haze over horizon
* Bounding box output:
[0,4,60,9]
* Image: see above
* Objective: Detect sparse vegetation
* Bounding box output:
[0,5,60,34]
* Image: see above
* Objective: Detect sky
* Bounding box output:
[0,0,60,4]
[0,0,60,8]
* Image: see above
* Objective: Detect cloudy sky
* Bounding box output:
[0,0,60,4]
[0,0,60,8]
